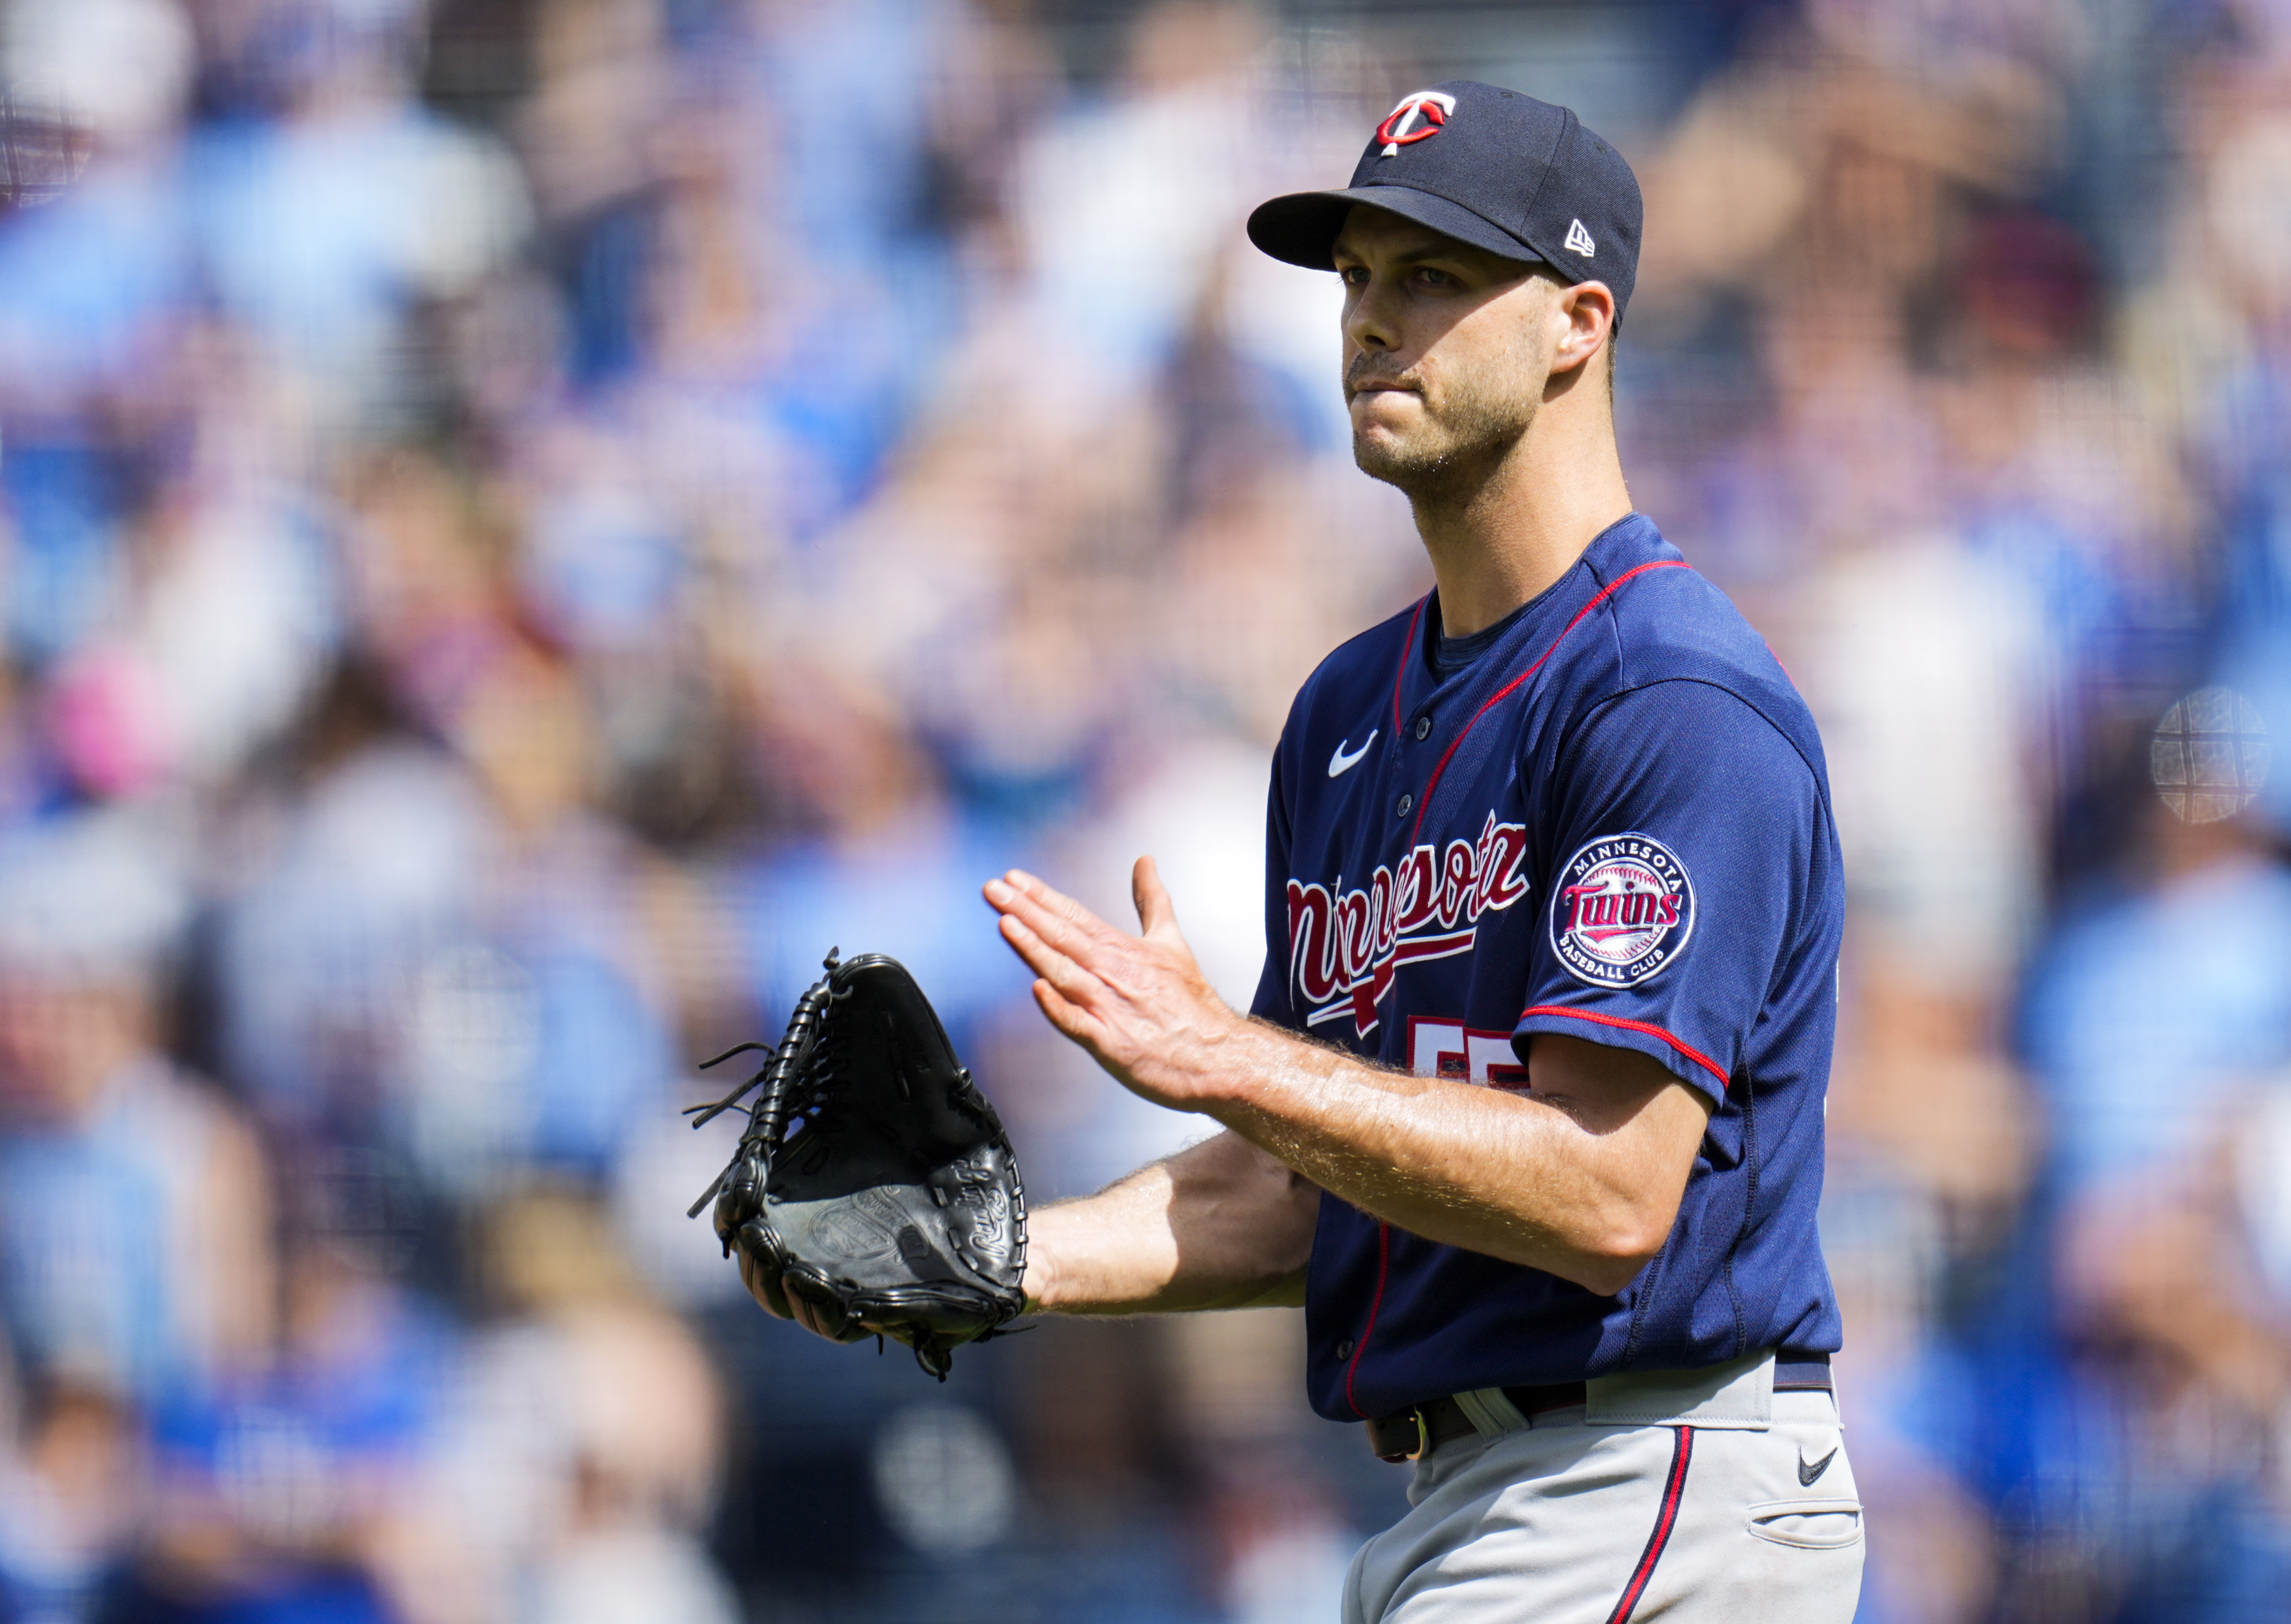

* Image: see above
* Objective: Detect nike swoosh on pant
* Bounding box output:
[1797,1447,1837,1487]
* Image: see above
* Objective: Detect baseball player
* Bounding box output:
[985,81,1858,1622]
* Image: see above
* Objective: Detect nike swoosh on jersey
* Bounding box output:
[1797,1446,1838,1487]
[1328,730,1377,777]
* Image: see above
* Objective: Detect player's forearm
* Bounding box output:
[1023,1130,1317,1315]
[981,866,1700,1295]
[1198,1022,1693,1295]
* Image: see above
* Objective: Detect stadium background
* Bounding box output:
[0,0,2285,1619]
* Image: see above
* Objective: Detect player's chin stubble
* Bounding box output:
[1347,389,1530,504]
[1352,384,1536,505]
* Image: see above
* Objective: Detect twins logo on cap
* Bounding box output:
[1551,833,1693,987]
[1376,90,1455,157]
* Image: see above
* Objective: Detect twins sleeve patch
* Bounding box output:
[1550,833,1695,988]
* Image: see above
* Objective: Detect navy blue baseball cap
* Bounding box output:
[1248,81,1643,321]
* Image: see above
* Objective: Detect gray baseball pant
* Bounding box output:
[1342,1351,1864,1623]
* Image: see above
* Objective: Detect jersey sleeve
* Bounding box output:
[1250,732,1299,1030]
[1513,679,1825,1108]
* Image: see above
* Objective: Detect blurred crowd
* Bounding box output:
[0,0,2286,1619]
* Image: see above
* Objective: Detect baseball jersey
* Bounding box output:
[1249,513,1844,1422]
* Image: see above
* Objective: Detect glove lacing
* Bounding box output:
[685,948,849,1222]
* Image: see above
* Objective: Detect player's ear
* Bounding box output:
[1549,280,1614,381]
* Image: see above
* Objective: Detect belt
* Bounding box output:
[1364,1354,1833,1463]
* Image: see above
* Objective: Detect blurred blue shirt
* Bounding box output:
[2023,853,2291,1195]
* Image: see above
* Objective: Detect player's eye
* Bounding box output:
[1338,265,1370,287]
[1415,267,1456,288]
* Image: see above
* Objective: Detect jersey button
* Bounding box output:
[1395,793,1412,817]
[1414,715,1432,741]
[1335,1339,1355,1360]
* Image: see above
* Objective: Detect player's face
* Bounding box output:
[1332,207,1557,494]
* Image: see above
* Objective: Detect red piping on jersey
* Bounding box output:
[1521,1005,1730,1093]
[1605,1426,1694,1624]
[1407,560,1689,847]
[1391,596,1427,741]
[1344,1220,1392,1418]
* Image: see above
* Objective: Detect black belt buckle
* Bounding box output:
[1364,1406,1430,1463]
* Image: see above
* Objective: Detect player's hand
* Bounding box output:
[984,859,1245,1111]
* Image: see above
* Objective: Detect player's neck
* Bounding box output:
[1409,402,1632,638]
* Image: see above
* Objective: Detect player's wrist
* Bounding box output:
[1173,1011,1292,1115]
[1020,1259,1048,1315]
[1134,1001,1263,1111]
[1020,1231,1062,1314]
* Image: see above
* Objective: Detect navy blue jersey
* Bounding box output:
[1249,514,1844,1422]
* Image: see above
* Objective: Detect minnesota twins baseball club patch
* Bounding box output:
[1551,834,1694,987]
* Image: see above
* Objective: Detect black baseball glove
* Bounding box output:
[686,950,1028,1378]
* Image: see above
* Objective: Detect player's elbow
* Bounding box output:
[1568,1239,1661,1298]
[1562,1207,1675,1297]
[1475,1180,1676,1295]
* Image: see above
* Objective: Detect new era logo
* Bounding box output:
[1564,219,1596,257]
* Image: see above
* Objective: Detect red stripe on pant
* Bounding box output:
[1605,1425,1695,1624]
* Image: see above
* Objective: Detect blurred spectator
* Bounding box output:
[119,1237,449,1624]
[187,0,531,435]
[0,1377,144,1623]
[414,1188,736,1624]
[2007,714,2291,1621]
[0,813,273,1408]
[1011,0,1273,381]
[732,656,1029,1059]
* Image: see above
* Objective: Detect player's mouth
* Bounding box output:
[1345,357,1422,403]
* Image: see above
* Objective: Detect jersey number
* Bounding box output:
[1407,1017,1529,1090]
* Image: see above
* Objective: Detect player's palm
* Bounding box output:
[984,858,1239,1111]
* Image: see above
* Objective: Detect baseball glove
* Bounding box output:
[686,949,1028,1378]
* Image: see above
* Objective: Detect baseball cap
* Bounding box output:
[1248,81,1643,321]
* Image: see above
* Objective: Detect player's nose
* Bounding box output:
[1344,278,1405,356]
